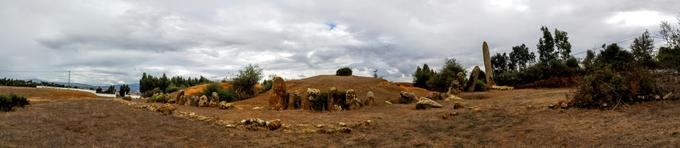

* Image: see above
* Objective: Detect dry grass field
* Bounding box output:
[2,76,680,147]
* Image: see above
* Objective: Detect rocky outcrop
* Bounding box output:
[415,97,443,110]
[466,66,482,92]
[399,91,417,104]
[198,95,209,107]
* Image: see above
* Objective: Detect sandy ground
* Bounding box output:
[3,86,680,147]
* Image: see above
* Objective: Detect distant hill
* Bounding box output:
[28,79,140,92]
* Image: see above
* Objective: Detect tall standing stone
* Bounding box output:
[482,41,495,87]
[269,76,287,110]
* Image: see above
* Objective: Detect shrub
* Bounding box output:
[261,79,273,92]
[147,93,167,103]
[0,94,29,111]
[570,44,661,108]
[166,84,181,93]
[658,46,680,73]
[142,88,162,98]
[203,83,237,102]
[336,67,353,76]
[232,64,263,99]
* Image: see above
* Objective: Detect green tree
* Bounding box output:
[554,29,572,61]
[631,30,655,68]
[491,53,510,74]
[596,44,633,71]
[231,64,263,99]
[537,26,557,63]
[159,73,169,93]
[660,21,680,48]
[118,84,130,97]
[509,44,536,70]
[582,50,596,72]
[336,67,353,76]
[658,19,680,72]
[658,46,680,72]
[105,85,116,94]
[431,58,466,92]
[413,64,434,89]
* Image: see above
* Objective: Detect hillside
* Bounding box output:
[235,75,432,108]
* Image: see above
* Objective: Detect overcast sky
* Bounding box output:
[0,0,678,85]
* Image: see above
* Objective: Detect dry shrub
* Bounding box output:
[570,68,659,108]
[0,94,29,111]
[147,93,167,103]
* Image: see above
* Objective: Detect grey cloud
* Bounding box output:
[1,0,678,85]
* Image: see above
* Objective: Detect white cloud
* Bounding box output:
[606,10,677,27]
[0,0,678,85]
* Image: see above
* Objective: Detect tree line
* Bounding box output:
[139,73,211,97]
[0,78,67,88]
[413,18,680,92]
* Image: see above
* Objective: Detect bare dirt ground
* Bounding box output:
[3,83,680,147]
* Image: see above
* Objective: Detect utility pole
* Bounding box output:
[67,70,71,87]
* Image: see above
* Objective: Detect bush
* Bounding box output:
[232,64,263,99]
[0,94,29,111]
[570,44,660,108]
[203,83,237,102]
[658,46,680,72]
[571,68,658,108]
[261,79,273,92]
[336,67,353,76]
[142,88,162,98]
[147,93,167,103]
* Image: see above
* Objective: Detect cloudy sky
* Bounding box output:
[0,0,678,85]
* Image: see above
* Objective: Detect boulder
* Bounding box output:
[177,95,186,105]
[218,101,234,109]
[365,91,375,106]
[346,89,362,110]
[198,95,209,107]
[189,96,199,106]
[305,88,321,111]
[269,76,288,110]
[399,91,417,104]
[288,91,301,109]
[327,87,338,111]
[211,92,220,102]
[428,92,447,100]
[447,72,465,95]
[466,66,482,92]
[415,97,443,110]
[266,119,282,130]
[331,105,342,111]
[209,99,218,107]
[158,103,176,115]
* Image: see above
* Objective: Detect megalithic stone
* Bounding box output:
[482,41,495,86]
